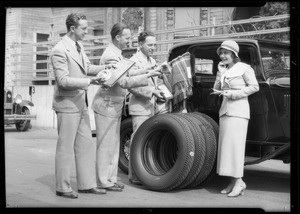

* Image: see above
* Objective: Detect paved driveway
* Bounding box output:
[4,127,291,212]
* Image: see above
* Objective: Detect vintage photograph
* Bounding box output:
[4,3,293,212]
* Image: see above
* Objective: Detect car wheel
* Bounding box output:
[15,107,31,131]
[119,117,132,174]
[131,113,195,191]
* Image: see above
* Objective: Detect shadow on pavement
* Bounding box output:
[202,167,290,194]
[35,174,79,194]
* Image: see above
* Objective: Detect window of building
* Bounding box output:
[200,8,208,36]
[167,8,174,28]
[36,33,49,77]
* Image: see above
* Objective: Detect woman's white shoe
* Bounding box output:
[227,182,246,197]
[220,182,235,194]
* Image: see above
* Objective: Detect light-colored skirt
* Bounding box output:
[216,115,249,178]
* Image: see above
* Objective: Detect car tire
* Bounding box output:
[119,117,132,175]
[171,113,207,189]
[130,113,195,192]
[193,112,219,185]
[15,107,31,131]
[187,112,218,188]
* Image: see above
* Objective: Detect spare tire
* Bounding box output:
[192,112,219,185]
[170,113,207,189]
[130,113,195,191]
[187,112,218,188]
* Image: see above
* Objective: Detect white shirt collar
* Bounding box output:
[136,50,154,65]
[65,35,77,48]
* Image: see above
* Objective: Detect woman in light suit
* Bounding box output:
[91,23,161,192]
[212,40,259,197]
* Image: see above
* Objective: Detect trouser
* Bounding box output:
[128,101,171,181]
[55,108,97,192]
[94,112,121,188]
[155,100,171,114]
[128,115,152,181]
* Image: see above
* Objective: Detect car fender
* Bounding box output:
[19,100,34,107]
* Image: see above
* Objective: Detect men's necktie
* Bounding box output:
[76,41,85,68]
[75,42,81,54]
[148,57,158,89]
[85,91,88,107]
[76,41,87,105]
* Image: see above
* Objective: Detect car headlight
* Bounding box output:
[14,94,22,104]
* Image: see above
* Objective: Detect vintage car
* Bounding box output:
[4,88,36,131]
[118,38,290,191]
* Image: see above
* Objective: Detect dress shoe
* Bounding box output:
[220,182,235,194]
[104,184,123,192]
[56,191,78,199]
[114,183,125,189]
[78,187,107,194]
[227,182,246,197]
[129,179,142,185]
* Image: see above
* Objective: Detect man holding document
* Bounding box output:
[51,13,115,199]
[91,23,161,191]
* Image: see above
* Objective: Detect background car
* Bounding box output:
[4,88,36,131]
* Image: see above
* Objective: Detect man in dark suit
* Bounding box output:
[51,13,112,199]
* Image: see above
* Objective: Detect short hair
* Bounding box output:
[66,13,87,32]
[233,57,241,63]
[232,53,241,63]
[138,31,155,43]
[110,23,130,40]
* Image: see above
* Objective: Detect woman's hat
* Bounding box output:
[217,40,239,58]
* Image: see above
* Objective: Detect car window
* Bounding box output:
[260,47,290,76]
[189,43,256,77]
[195,58,213,75]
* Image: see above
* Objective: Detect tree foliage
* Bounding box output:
[122,8,144,33]
[255,2,290,41]
[232,2,289,41]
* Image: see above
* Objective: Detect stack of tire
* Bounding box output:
[130,112,219,192]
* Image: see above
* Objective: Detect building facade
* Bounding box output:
[5,7,263,128]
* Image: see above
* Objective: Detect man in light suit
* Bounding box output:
[91,23,161,191]
[51,13,111,199]
[127,31,169,184]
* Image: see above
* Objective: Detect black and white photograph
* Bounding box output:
[2,2,297,212]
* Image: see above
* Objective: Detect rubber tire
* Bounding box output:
[15,107,31,131]
[130,113,195,192]
[186,112,218,188]
[192,112,219,185]
[119,117,132,174]
[171,113,207,189]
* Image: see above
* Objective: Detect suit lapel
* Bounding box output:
[135,52,157,87]
[224,62,247,78]
[62,36,85,72]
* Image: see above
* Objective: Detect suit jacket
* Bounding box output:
[128,51,158,116]
[213,62,259,119]
[51,35,104,113]
[91,43,149,118]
